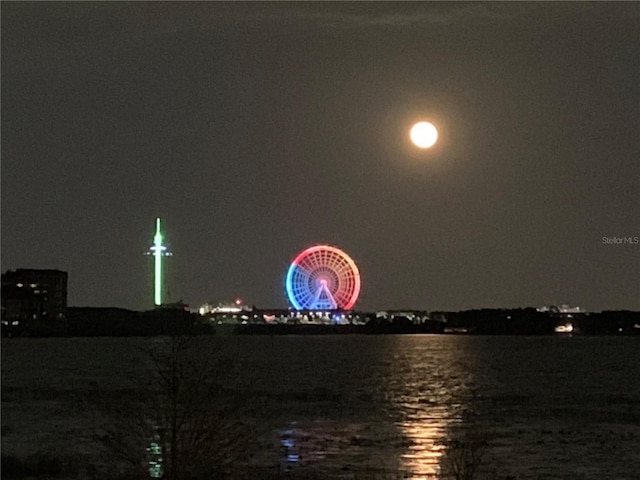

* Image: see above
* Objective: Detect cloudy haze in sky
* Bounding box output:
[2,2,639,311]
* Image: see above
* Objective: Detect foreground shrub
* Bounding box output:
[93,336,252,479]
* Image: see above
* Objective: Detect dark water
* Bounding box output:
[2,335,640,479]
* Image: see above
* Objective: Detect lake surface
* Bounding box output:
[2,335,639,479]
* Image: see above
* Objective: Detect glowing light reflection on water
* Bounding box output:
[266,336,475,478]
[385,338,472,479]
[399,418,449,478]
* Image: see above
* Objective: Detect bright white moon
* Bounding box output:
[410,121,438,149]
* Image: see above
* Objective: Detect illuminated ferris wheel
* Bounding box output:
[285,244,361,310]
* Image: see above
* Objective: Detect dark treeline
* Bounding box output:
[1,307,639,337]
[1,307,208,338]
[438,308,640,335]
[442,308,555,335]
[68,307,212,337]
[575,310,640,335]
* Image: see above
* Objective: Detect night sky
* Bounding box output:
[2,2,639,312]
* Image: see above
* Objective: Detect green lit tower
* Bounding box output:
[147,217,171,306]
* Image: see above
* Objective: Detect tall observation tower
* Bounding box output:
[147,217,171,306]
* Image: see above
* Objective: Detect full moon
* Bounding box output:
[410,121,438,149]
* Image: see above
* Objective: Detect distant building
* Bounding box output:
[198,298,249,316]
[537,304,585,315]
[375,310,432,323]
[1,269,68,334]
[537,304,586,335]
